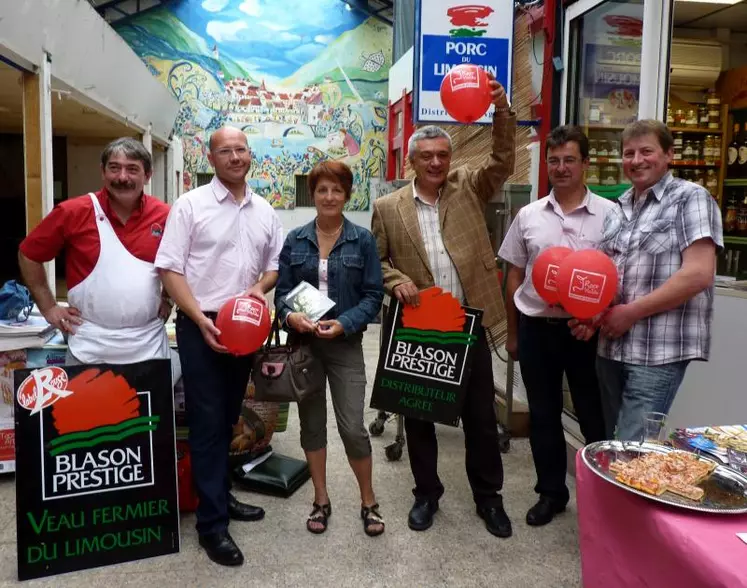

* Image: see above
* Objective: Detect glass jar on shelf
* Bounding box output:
[703,135,713,165]
[667,103,674,126]
[609,140,620,158]
[695,139,705,164]
[675,109,686,126]
[597,140,609,158]
[587,164,600,185]
[705,169,718,197]
[673,132,684,163]
[671,168,680,178]
[712,135,722,164]
[686,109,698,128]
[588,139,598,158]
[682,169,695,182]
[698,105,710,129]
[601,164,619,186]
[725,194,738,234]
[738,197,747,234]
[707,89,721,129]
[683,140,696,164]
[693,169,705,187]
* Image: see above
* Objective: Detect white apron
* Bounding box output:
[67,193,169,364]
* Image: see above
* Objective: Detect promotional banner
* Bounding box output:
[413,1,514,124]
[370,287,483,426]
[14,359,179,581]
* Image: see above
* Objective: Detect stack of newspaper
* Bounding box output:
[0,313,56,352]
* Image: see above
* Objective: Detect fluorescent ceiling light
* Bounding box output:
[676,0,742,5]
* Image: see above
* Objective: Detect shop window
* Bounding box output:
[295,174,313,207]
[196,173,214,187]
[565,0,643,199]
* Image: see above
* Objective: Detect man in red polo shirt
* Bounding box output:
[18,137,172,364]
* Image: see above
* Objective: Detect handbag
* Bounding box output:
[0,280,33,322]
[232,447,310,498]
[252,315,324,403]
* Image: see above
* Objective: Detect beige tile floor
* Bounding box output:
[0,325,581,587]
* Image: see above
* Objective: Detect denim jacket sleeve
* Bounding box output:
[273,232,296,325]
[336,230,384,336]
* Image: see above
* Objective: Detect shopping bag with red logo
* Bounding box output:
[176,440,199,513]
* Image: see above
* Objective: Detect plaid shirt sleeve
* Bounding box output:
[497,210,528,268]
[676,187,724,252]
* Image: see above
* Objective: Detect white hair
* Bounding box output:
[407,126,453,159]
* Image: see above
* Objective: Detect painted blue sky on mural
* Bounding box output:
[171,0,366,81]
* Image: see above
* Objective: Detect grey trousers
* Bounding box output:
[298,333,371,459]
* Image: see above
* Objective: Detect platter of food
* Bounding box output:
[582,441,747,514]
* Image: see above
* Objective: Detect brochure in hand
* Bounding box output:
[283,281,335,322]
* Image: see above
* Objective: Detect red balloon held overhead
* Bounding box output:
[556,250,618,319]
[216,295,271,356]
[439,64,492,124]
[531,246,573,305]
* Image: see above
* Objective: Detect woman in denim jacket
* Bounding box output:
[275,161,385,537]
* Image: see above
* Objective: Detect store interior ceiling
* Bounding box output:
[0,61,139,139]
[87,0,393,25]
[675,0,747,32]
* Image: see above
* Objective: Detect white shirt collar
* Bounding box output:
[211,176,253,204]
[546,187,596,215]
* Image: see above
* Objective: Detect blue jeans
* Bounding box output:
[596,357,690,441]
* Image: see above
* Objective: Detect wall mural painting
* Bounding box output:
[115,0,391,210]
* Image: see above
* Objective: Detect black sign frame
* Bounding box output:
[370,300,483,426]
[14,359,179,581]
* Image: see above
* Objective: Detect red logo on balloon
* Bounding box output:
[555,249,618,319]
[449,66,481,91]
[544,264,560,291]
[531,246,573,306]
[232,298,263,326]
[568,269,607,304]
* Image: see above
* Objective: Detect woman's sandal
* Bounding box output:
[361,503,385,537]
[306,502,332,534]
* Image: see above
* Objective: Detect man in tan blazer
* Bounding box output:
[371,75,515,538]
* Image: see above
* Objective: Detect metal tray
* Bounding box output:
[581,440,747,514]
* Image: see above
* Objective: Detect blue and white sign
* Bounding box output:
[413,1,514,124]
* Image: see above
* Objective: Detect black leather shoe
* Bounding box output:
[228,493,265,522]
[408,498,439,531]
[476,503,512,538]
[198,531,244,566]
[526,496,566,527]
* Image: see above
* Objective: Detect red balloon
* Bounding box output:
[439,64,492,124]
[531,246,573,305]
[216,295,271,356]
[556,250,618,319]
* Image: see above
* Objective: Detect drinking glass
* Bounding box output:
[642,412,668,444]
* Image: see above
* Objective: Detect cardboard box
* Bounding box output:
[0,349,26,421]
[0,419,15,473]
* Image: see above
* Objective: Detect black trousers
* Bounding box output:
[176,311,253,536]
[405,328,504,507]
[518,314,606,504]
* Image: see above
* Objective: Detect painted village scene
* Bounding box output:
[115,0,392,210]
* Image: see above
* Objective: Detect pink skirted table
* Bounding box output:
[575,451,747,588]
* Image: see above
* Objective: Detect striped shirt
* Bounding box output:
[413,182,465,303]
[598,173,723,366]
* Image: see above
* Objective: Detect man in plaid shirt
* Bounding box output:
[574,120,723,441]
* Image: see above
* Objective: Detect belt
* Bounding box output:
[177,310,218,321]
[524,314,569,325]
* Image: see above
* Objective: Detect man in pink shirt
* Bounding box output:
[498,126,613,527]
[155,127,283,566]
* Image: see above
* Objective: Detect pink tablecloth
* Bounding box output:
[576,451,747,588]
